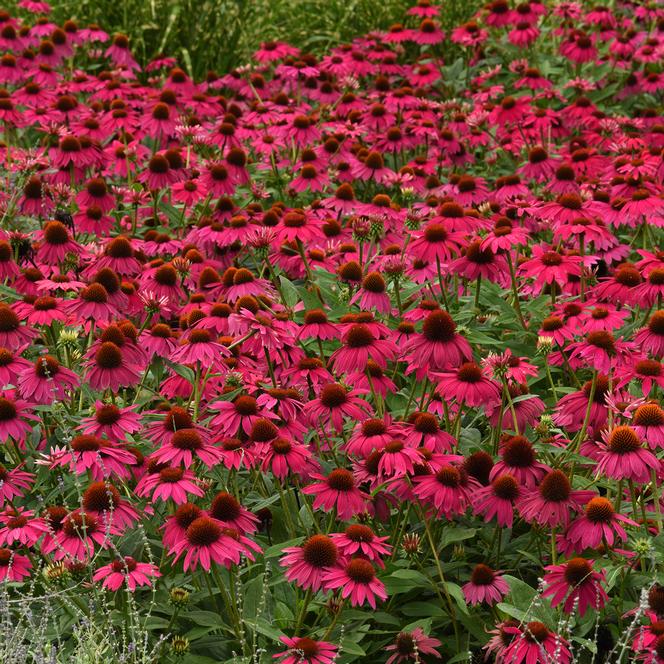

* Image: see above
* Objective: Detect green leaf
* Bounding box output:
[279,276,301,308]
[400,601,447,617]
[163,359,195,384]
[384,568,429,594]
[496,601,527,622]
[503,575,554,624]
[339,638,366,656]
[440,527,476,549]
[264,537,302,558]
[444,581,469,615]
[185,610,222,627]
[253,618,283,642]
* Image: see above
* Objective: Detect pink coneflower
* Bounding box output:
[0,303,37,347]
[78,401,142,440]
[413,465,475,517]
[502,622,571,664]
[410,18,444,44]
[632,403,664,450]
[330,323,397,374]
[595,425,658,484]
[281,115,320,147]
[563,497,637,552]
[93,556,161,591]
[490,436,550,487]
[81,480,139,530]
[435,362,501,409]
[36,220,80,265]
[352,150,393,184]
[349,272,391,314]
[0,395,39,444]
[259,435,315,481]
[592,264,643,305]
[0,463,33,505]
[54,510,118,561]
[209,491,258,535]
[518,244,583,294]
[135,465,204,504]
[140,263,184,304]
[451,20,488,47]
[472,474,520,528]
[302,469,367,520]
[489,385,545,432]
[509,22,540,47]
[634,269,664,308]
[616,358,664,396]
[280,534,340,592]
[519,146,558,181]
[209,394,273,437]
[400,412,456,452]
[462,564,510,606]
[0,547,31,582]
[85,341,141,391]
[567,331,635,375]
[96,236,142,276]
[323,557,387,608]
[375,439,422,478]
[0,241,18,281]
[23,295,67,326]
[0,347,31,387]
[542,558,607,616]
[0,508,47,546]
[274,636,337,664]
[385,628,442,663]
[105,33,139,70]
[151,428,221,469]
[636,311,664,357]
[56,435,135,480]
[254,40,298,62]
[170,329,230,370]
[330,524,391,563]
[582,304,629,333]
[554,374,610,433]
[408,221,464,263]
[158,494,198,543]
[345,418,394,457]
[224,268,274,303]
[138,154,178,190]
[17,355,79,404]
[273,211,323,245]
[290,165,329,192]
[402,310,472,379]
[305,383,368,432]
[450,240,508,285]
[169,517,259,571]
[517,469,594,528]
[76,177,115,212]
[215,436,254,471]
[65,283,118,326]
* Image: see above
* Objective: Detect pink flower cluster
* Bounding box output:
[0,0,662,661]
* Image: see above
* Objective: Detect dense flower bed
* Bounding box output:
[0,0,663,662]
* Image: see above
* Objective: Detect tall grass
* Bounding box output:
[47,0,480,76]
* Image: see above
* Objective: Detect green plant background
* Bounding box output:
[47,0,480,76]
